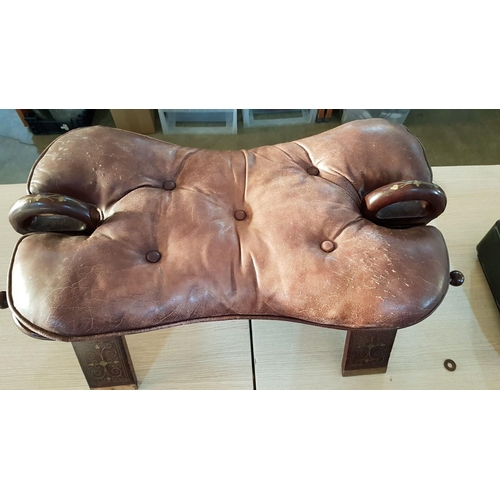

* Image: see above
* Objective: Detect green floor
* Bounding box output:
[1,109,499,184]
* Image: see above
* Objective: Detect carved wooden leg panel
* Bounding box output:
[72,336,138,390]
[342,329,397,376]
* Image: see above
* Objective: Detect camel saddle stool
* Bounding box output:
[1,118,464,389]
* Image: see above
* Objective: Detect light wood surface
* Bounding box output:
[2,166,500,389]
[253,166,500,388]
[0,185,253,389]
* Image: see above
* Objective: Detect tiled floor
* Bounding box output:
[1,109,500,185]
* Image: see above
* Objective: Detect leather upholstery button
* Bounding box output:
[307,166,320,176]
[163,181,176,191]
[146,251,161,263]
[234,210,247,221]
[163,180,176,191]
[321,240,335,253]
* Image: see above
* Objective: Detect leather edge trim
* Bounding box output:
[7,306,450,343]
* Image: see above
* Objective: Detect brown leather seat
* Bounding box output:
[6,118,451,344]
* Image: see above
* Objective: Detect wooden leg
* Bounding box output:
[72,336,138,390]
[342,329,397,376]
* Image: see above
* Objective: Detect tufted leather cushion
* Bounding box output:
[7,119,449,341]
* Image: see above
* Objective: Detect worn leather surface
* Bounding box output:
[7,119,450,341]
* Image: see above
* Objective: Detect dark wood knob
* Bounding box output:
[0,291,8,309]
[450,270,465,286]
